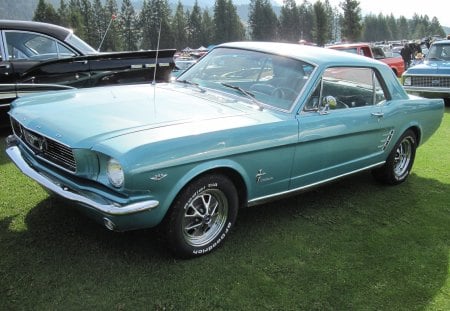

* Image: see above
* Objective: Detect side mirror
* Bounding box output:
[319,95,337,114]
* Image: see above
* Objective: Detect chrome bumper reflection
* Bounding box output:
[6,140,159,216]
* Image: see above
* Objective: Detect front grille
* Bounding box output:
[11,118,77,173]
[411,76,450,88]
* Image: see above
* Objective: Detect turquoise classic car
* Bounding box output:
[5,42,444,258]
[402,39,450,104]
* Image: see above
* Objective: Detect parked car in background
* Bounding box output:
[402,40,450,105]
[171,57,197,79]
[0,19,175,125]
[327,43,405,77]
[6,41,444,258]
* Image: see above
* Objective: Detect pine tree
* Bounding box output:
[68,0,85,39]
[103,0,121,51]
[312,0,329,46]
[145,0,173,50]
[298,1,314,42]
[200,10,214,47]
[214,0,245,44]
[91,0,107,50]
[120,0,139,51]
[188,1,203,48]
[171,1,188,50]
[429,17,445,38]
[248,0,278,41]
[397,16,409,40]
[57,0,69,27]
[80,0,95,46]
[33,0,60,24]
[279,0,299,42]
[340,0,362,42]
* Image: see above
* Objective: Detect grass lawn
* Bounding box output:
[0,108,449,310]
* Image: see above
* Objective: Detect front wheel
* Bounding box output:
[372,129,417,185]
[165,174,239,258]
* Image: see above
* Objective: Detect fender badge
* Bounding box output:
[256,169,266,183]
[256,169,274,183]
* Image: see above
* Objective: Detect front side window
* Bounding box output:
[5,31,77,61]
[178,47,316,111]
[304,67,387,111]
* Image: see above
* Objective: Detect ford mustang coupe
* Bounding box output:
[5,42,444,258]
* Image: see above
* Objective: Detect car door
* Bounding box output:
[290,66,390,189]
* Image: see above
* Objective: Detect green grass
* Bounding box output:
[1,108,449,310]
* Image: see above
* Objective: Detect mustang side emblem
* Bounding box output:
[256,169,274,183]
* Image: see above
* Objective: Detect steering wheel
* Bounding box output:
[334,100,349,109]
[271,87,297,100]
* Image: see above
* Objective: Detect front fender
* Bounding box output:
[159,159,252,215]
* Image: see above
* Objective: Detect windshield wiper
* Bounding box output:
[177,79,205,92]
[427,57,442,61]
[221,83,264,111]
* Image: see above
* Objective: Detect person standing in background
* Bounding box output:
[401,43,412,70]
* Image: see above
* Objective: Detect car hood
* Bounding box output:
[9,83,273,148]
[405,60,450,75]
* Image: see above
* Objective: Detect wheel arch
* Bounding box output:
[408,125,421,145]
[160,160,250,219]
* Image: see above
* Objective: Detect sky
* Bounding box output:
[273,0,450,28]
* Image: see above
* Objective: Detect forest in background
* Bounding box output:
[1,0,447,52]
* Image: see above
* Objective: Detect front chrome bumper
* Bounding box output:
[6,136,159,216]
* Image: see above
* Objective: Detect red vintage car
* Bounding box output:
[327,43,405,77]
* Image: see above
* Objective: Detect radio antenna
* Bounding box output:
[152,20,162,114]
[152,21,162,85]
[98,14,116,52]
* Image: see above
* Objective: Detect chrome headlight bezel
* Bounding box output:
[403,76,412,86]
[107,158,124,188]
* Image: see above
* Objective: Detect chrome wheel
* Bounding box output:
[166,174,238,258]
[393,137,413,178]
[372,130,417,185]
[182,189,228,247]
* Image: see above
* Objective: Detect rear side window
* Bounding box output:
[4,31,76,61]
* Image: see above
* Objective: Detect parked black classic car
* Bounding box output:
[0,19,175,125]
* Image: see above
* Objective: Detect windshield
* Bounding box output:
[426,43,450,61]
[177,47,315,111]
[65,33,98,55]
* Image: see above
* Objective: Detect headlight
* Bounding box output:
[403,76,412,86]
[107,158,124,188]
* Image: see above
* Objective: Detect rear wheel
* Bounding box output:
[372,130,417,185]
[165,174,238,258]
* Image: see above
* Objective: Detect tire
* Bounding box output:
[372,129,417,185]
[165,174,239,258]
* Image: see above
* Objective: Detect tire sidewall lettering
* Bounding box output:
[192,221,232,255]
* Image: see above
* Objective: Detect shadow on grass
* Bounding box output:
[0,127,12,166]
[1,171,449,309]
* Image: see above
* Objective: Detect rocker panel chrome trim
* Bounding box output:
[247,161,385,207]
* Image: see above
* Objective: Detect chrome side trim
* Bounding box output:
[6,143,159,216]
[247,161,385,207]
